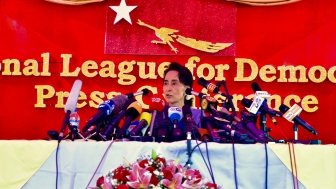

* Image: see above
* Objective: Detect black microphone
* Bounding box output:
[129,112,152,136]
[240,111,267,143]
[279,104,318,135]
[101,89,150,139]
[126,88,150,99]
[198,77,227,97]
[81,95,128,132]
[251,82,278,125]
[251,82,262,92]
[117,101,143,138]
[186,88,235,123]
[241,98,282,117]
[201,117,221,142]
[102,98,136,139]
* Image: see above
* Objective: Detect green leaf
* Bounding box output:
[151,149,157,160]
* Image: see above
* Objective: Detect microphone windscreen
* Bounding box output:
[198,77,208,88]
[64,79,82,113]
[241,98,252,108]
[139,112,152,125]
[141,88,150,96]
[251,82,262,92]
[111,95,128,113]
[182,105,192,116]
[185,88,193,95]
[146,94,166,112]
[279,104,289,113]
[168,107,183,123]
[126,101,143,118]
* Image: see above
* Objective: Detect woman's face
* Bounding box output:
[163,70,188,107]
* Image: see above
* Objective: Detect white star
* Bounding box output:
[110,0,137,25]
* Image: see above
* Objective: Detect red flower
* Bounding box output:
[116,184,129,189]
[138,159,149,168]
[96,176,105,187]
[162,169,173,180]
[96,151,222,189]
[113,166,130,182]
[146,166,155,173]
[205,182,218,189]
[155,157,166,165]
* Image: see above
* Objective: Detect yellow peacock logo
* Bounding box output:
[137,19,233,54]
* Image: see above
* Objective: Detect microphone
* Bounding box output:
[198,77,227,97]
[279,104,318,135]
[81,94,128,132]
[241,98,282,117]
[168,106,184,141]
[185,88,218,114]
[59,80,82,141]
[219,107,241,122]
[201,117,221,142]
[68,111,80,140]
[101,89,150,139]
[117,101,143,138]
[64,80,82,114]
[145,94,166,136]
[182,105,194,168]
[168,106,183,124]
[240,111,267,143]
[129,112,152,136]
[126,88,150,99]
[186,88,234,122]
[251,82,278,125]
[251,81,262,93]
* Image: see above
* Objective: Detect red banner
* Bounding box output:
[0,0,336,144]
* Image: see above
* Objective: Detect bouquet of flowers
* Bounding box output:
[95,150,219,189]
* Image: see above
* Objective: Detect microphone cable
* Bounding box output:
[230,135,238,189]
[288,142,299,189]
[184,125,216,185]
[55,140,61,189]
[85,131,116,188]
[264,143,269,189]
[204,141,216,184]
[192,136,216,185]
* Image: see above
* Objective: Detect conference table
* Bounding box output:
[0,140,335,189]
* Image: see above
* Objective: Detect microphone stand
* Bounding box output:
[218,80,236,116]
[58,110,71,142]
[259,113,273,142]
[63,125,85,141]
[292,123,299,142]
[85,121,107,141]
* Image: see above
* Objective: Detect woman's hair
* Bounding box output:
[164,62,193,106]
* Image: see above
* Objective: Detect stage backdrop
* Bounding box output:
[0,0,335,143]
